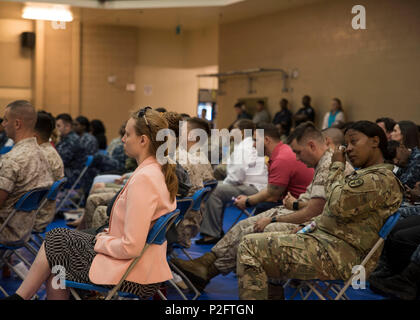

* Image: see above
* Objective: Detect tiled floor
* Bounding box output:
[0,205,386,300]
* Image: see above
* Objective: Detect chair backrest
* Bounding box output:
[191,187,212,211]
[146,209,180,245]
[203,180,218,201]
[85,155,94,167]
[176,197,194,221]
[14,188,50,212]
[0,145,13,155]
[379,211,401,240]
[46,178,68,201]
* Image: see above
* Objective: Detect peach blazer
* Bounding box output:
[89,156,176,285]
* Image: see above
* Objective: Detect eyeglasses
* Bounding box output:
[137,106,156,150]
[137,106,152,126]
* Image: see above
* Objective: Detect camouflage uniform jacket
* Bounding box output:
[0,137,54,243]
[34,142,65,232]
[306,162,403,279]
[80,132,99,155]
[55,131,86,185]
[176,148,214,195]
[298,149,353,203]
[396,147,420,189]
[39,142,65,181]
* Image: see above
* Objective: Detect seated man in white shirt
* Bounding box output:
[197,119,268,244]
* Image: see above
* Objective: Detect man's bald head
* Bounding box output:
[6,100,37,130]
[322,127,344,149]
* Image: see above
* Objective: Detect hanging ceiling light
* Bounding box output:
[22,3,73,22]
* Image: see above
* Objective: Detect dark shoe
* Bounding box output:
[1,293,24,300]
[195,231,224,245]
[369,263,394,279]
[195,237,221,245]
[170,252,219,292]
[369,262,420,300]
[268,283,285,300]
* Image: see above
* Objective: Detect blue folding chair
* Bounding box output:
[203,180,218,201]
[28,178,68,250]
[165,197,200,300]
[284,211,401,300]
[65,209,180,300]
[0,187,50,296]
[0,146,13,155]
[56,155,94,213]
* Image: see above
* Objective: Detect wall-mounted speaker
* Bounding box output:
[21,32,36,49]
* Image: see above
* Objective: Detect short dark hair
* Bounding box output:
[257,123,281,140]
[234,102,243,109]
[6,100,37,129]
[287,121,323,144]
[75,115,90,132]
[397,120,420,149]
[236,119,255,132]
[35,112,55,141]
[155,107,167,113]
[186,117,211,136]
[56,113,73,125]
[376,117,396,133]
[257,100,265,106]
[180,113,191,119]
[344,120,389,160]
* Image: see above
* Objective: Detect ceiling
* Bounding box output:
[0,0,325,30]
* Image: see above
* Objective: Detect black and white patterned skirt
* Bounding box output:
[44,228,161,299]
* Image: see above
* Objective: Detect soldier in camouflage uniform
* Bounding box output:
[170,122,352,290]
[172,147,214,248]
[33,112,65,232]
[237,121,404,299]
[0,101,54,244]
[74,116,99,156]
[55,113,87,188]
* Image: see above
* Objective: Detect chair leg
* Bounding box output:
[23,242,39,257]
[180,248,194,261]
[156,289,167,300]
[69,288,82,300]
[167,279,188,300]
[11,250,32,269]
[169,261,201,300]
[305,282,326,300]
[0,285,9,297]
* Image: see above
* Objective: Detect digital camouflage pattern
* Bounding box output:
[33,142,65,232]
[175,148,214,248]
[395,147,420,189]
[0,138,54,243]
[92,205,108,229]
[212,149,353,274]
[55,131,87,187]
[237,162,403,299]
[80,132,99,155]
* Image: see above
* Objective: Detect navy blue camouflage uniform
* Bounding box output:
[80,132,99,156]
[56,131,87,188]
[396,147,420,189]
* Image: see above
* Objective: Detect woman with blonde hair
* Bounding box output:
[4,107,178,300]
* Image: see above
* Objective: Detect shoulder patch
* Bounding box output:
[348,178,364,188]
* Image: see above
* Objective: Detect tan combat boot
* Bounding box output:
[171,252,220,292]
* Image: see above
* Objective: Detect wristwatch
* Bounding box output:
[245,197,251,208]
[271,216,277,224]
[293,201,299,211]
